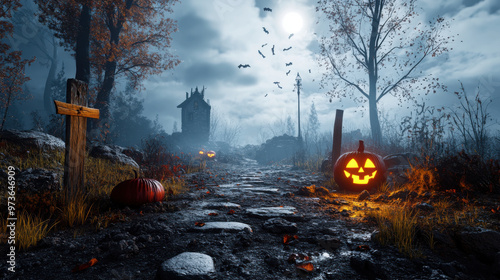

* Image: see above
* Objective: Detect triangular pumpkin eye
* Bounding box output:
[364,158,375,168]
[346,159,359,168]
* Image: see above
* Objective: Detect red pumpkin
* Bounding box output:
[110,170,165,206]
[333,140,386,191]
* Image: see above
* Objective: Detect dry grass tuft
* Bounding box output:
[16,211,57,251]
[369,205,419,257]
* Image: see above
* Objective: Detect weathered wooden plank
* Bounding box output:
[62,79,91,199]
[54,100,99,119]
[331,109,344,166]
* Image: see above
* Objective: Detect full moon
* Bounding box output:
[282,12,303,33]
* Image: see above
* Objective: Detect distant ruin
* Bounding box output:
[176,86,211,145]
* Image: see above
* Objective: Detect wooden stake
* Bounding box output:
[332,109,344,165]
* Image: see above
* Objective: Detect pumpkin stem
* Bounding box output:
[357,140,365,153]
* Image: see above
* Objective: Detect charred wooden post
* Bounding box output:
[332,109,344,165]
[54,79,99,200]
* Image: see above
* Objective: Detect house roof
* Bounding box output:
[177,87,211,109]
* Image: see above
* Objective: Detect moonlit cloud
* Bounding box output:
[22,0,500,145]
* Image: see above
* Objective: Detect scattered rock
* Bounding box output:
[262,218,297,234]
[297,185,330,197]
[193,222,252,233]
[246,206,298,219]
[415,202,434,212]
[0,129,65,151]
[357,190,370,201]
[198,202,241,210]
[456,227,500,263]
[16,168,62,193]
[316,235,341,250]
[156,252,215,280]
[350,254,387,279]
[89,144,139,169]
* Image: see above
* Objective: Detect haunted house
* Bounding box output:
[177,87,211,144]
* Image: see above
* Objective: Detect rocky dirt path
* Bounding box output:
[2,158,466,279]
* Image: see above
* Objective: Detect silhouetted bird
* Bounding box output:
[283,46,292,51]
[286,62,292,66]
[271,45,275,55]
[264,7,272,12]
[286,70,291,76]
[263,27,269,34]
[265,93,268,97]
[288,33,294,39]
[258,50,265,58]
[261,43,268,47]
[308,69,311,73]
[238,64,250,68]
[273,81,282,89]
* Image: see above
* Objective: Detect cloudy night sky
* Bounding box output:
[21,0,500,145]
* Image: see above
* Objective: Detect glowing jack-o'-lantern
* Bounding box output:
[206,150,216,159]
[333,140,386,191]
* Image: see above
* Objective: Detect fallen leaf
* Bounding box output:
[71,258,98,272]
[356,245,370,251]
[296,262,314,272]
[195,222,205,227]
[208,212,218,216]
[227,209,235,215]
[283,234,299,244]
[206,191,210,194]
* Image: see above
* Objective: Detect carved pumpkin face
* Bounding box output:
[206,151,216,158]
[344,158,378,184]
[333,140,386,191]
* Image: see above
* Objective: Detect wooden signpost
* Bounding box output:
[54,79,99,199]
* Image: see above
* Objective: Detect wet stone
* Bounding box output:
[246,206,297,219]
[198,202,241,210]
[194,222,252,233]
[156,252,215,280]
[262,218,298,234]
[241,187,279,194]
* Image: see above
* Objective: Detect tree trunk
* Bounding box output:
[93,59,117,140]
[43,42,58,116]
[1,87,13,131]
[367,0,383,146]
[75,4,91,83]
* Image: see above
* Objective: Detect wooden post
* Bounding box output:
[54,79,99,199]
[331,109,344,165]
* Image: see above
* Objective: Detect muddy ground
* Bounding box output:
[1,158,497,279]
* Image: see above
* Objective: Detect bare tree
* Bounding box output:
[451,82,494,158]
[317,0,451,145]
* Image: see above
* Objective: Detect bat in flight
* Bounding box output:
[285,62,293,67]
[265,93,268,97]
[264,7,272,12]
[283,46,292,51]
[273,81,282,89]
[271,45,275,55]
[263,27,269,34]
[258,50,265,58]
[286,70,291,76]
[238,64,250,68]
[288,33,294,39]
[309,69,311,73]
[261,43,268,47]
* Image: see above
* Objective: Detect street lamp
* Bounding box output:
[295,73,302,140]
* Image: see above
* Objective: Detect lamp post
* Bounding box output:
[295,73,302,140]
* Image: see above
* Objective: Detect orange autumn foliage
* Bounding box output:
[296,262,314,272]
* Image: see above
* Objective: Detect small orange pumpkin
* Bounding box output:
[110,170,165,206]
[333,140,386,191]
